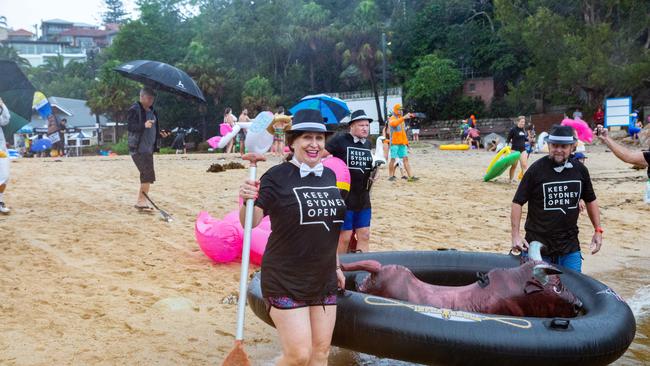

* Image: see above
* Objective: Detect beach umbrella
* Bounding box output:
[289,94,350,124]
[31,138,52,152]
[114,60,206,103]
[0,60,36,139]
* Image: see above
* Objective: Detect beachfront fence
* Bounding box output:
[418,118,517,141]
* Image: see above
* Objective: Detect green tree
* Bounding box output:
[405,53,463,117]
[241,76,278,115]
[86,60,139,123]
[0,45,30,69]
[102,0,129,24]
[338,0,386,122]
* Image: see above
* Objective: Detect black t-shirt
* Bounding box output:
[507,127,527,151]
[512,156,597,256]
[410,119,421,129]
[644,151,650,178]
[255,162,346,300]
[326,133,373,210]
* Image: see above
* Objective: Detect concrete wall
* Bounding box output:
[343,95,403,123]
[419,117,515,140]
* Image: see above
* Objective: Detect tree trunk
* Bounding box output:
[369,75,384,125]
[310,59,315,92]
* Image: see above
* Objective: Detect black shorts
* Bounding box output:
[512,145,526,153]
[131,153,155,183]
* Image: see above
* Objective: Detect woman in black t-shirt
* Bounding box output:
[239,109,346,366]
[506,116,530,182]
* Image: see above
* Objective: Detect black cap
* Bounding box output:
[287,109,332,134]
[546,125,578,145]
[349,109,373,124]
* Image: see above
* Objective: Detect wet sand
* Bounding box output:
[0,142,648,365]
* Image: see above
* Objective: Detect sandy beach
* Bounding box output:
[1,143,648,365]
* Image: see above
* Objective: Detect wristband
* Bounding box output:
[595,227,604,234]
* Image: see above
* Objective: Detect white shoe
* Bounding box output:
[0,202,9,214]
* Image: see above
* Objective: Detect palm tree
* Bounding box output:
[295,2,332,92]
[0,45,31,69]
[338,0,386,123]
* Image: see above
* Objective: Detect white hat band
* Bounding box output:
[548,135,574,142]
[292,122,327,131]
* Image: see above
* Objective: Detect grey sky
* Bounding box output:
[1,0,137,34]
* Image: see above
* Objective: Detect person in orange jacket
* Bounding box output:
[388,103,419,182]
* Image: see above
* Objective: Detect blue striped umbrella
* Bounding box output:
[289,94,350,124]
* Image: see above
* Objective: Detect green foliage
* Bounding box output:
[107,136,129,155]
[440,96,485,120]
[103,0,129,24]
[241,76,278,114]
[86,60,140,122]
[405,54,463,114]
[0,45,30,69]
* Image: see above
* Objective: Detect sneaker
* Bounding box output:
[407,176,420,182]
[388,176,397,181]
[401,176,408,180]
[0,202,10,214]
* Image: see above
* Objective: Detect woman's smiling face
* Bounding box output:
[291,132,326,167]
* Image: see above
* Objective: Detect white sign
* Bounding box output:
[605,97,632,127]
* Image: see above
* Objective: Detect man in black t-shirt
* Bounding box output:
[325,109,374,253]
[595,124,650,181]
[511,125,603,272]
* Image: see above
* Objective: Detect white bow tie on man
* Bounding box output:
[353,136,366,144]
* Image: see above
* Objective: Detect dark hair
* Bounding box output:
[224,107,232,114]
[140,87,155,97]
[276,106,285,114]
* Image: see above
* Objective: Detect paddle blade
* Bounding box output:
[222,340,251,366]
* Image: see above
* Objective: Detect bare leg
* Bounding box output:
[337,230,354,254]
[508,163,517,181]
[307,305,337,366]
[388,158,396,177]
[270,307,313,366]
[354,227,370,253]
[137,183,150,206]
[403,157,414,177]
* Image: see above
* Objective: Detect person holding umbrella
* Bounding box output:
[127,87,170,212]
[0,98,11,214]
[238,109,346,366]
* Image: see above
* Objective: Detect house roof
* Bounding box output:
[9,29,35,36]
[42,19,74,25]
[28,96,110,129]
[59,28,111,38]
[72,22,97,29]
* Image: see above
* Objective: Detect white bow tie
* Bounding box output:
[299,163,323,178]
[353,136,366,144]
[554,160,573,173]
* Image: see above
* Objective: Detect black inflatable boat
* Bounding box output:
[247,250,636,366]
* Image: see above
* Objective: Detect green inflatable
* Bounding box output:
[483,151,521,182]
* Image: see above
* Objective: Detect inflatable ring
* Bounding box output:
[486,146,511,173]
[439,144,470,151]
[484,150,521,182]
[248,250,636,366]
[0,150,7,158]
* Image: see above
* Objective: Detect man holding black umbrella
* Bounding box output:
[127,87,170,212]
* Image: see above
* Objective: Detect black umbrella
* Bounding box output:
[0,60,36,139]
[114,60,206,103]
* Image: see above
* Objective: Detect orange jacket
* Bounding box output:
[389,104,408,145]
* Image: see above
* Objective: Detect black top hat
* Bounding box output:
[349,109,373,124]
[287,109,332,134]
[545,125,578,145]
